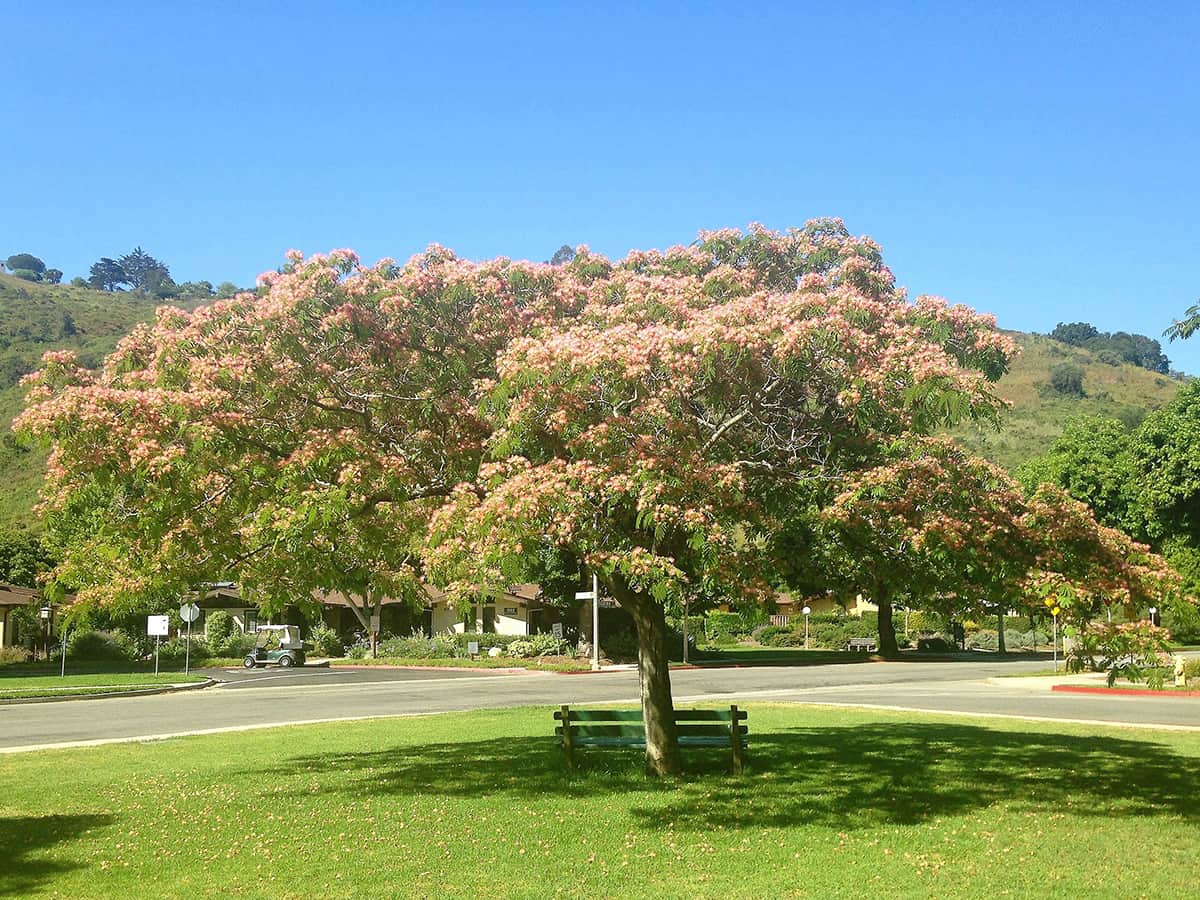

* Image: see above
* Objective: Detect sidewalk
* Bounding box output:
[985,672,1108,691]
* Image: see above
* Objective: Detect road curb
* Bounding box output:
[0,678,216,706]
[1052,684,1200,698]
[330,664,546,675]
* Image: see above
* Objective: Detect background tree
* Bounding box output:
[88,258,129,291]
[548,244,576,265]
[5,254,46,281]
[819,439,1035,655]
[68,276,88,288]
[215,281,240,299]
[43,268,63,285]
[0,528,54,587]
[1048,363,1084,396]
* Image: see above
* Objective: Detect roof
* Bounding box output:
[0,583,40,607]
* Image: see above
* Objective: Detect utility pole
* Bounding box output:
[575,574,602,671]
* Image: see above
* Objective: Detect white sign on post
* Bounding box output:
[551,622,563,640]
[179,603,200,623]
[179,603,200,675]
[370,614,381,633]
[147,615,170,636]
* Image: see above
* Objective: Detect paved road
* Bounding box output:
[4,658,1199,752]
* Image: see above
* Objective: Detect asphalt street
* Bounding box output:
[4,657,1199,752]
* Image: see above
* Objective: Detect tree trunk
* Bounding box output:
[876,596,900,658]
[609,578,682,776]
[996,606,1007,655]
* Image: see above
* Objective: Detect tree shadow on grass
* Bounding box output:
[255,719,1200,833]
[0,813,114,895]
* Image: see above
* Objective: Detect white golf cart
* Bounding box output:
[243,624,309,668]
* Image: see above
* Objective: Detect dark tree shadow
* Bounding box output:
[0,813,114,895]
[253,718,1200,833]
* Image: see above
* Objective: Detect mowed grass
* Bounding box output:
[4,705,1200,898]
[0,672,208,699]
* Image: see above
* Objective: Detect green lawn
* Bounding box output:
[4,705,1199,898]
[0,672,208,699]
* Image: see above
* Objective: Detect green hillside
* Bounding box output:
[951,330,1186,469]
[0,278,1187,529]
[0,273,189,529]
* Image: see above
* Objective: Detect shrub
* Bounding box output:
[379,633,459,659]
[214,633,256,658]
[1067,620,1173,686]
[968,629,999,651]
[156,637,211,664]
[753,625,792,645]
[917,635,956,653]
[205,610,236,646]
[601,630,639,662]
[1182,658,1200,680]
[309,623,345,658]
[454,632,523,652]
[0,646,31,665]
[704,611,753,643]
[507,640,537,658]
[767,631,809,647]
[528,632,569,656]
[67,630,131,661]
[1049,363,1085,396]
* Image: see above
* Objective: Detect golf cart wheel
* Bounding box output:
[243,656,257,669]
[278,654,295,668]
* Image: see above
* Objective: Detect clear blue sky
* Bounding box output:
[6,2,1200,371]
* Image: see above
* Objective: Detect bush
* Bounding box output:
[507,640,537,658]
[156,637,211,664]
[917,635,956,653]
[309,623,345,658]
[67,630,131,661]
[1049,363,1085,396]
[378,633,461,659]
[601,630,639,662]
[704,611,753,643]
[1182,658,1200,680]
[205,610,236,647]
[0,646,31,665]
[767,631,808,647]
[753,625,792,645]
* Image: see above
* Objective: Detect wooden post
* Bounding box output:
[730,704,744,775]
[561,704,575,770]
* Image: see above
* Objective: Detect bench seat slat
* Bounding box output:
[563,736,751,748]
[554,710,644,721]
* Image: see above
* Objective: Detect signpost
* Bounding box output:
[147,615,169,675]
[575,574,602,670]
[802,605,812,649]
[179,602,200,675]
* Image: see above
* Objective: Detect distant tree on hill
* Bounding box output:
[118,247,172,293]
[175,281,214,300]
[548,244,576,265]
[69,277,88,288]
[1049,363,1085,397]
[43,268,63,285]
[1049,321,1170,374]
[1051,322,1099,346]
[5,254,46,279]
[215,281,240,298]
[88,258,130,291]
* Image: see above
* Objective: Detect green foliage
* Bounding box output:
[1067,620,1173,686]
[0,645,31,665]
[309,622,345,657]
[66,630,130,661]
[157,636,211,664]
[0,528,53,586]
[916,635,956,652]
[203,610,236,646]
[1050,322,1170,374]
[752,624,792,644]
[5,254,46,276]
[951,331,1181,471]
[1049,363,1084,397]
[377,632,460,659]
[600,629,639,662]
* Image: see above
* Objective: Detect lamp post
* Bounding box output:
[1149,605,1159,627]
[39,605,51,662]
[802,606,811,649]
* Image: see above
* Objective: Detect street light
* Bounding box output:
[802,606,811,649]
[1149,606,1159,627]
[39,605,51,661]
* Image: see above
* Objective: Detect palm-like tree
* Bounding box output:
[1165,301,1200,342]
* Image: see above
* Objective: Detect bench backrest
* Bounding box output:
[554,706,748,742]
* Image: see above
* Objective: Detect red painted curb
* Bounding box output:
[1052,684,1200,698]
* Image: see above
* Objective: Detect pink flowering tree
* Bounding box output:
[17,248,580,643]
[427,223,1015,774]
[819,439,1035,655]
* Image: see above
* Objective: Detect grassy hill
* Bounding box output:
[0,278,1188,528]
[0,273,188,529]
[951,330,1186,469]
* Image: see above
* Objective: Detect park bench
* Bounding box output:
[554,704,748,773]
[846,637,877,652]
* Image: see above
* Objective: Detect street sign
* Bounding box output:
[551,622,563,639]
[574,590,595,600]
[467,641,480,656]
[179,602,200,623]
[147,615,169,636]
[370,614,381,633]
